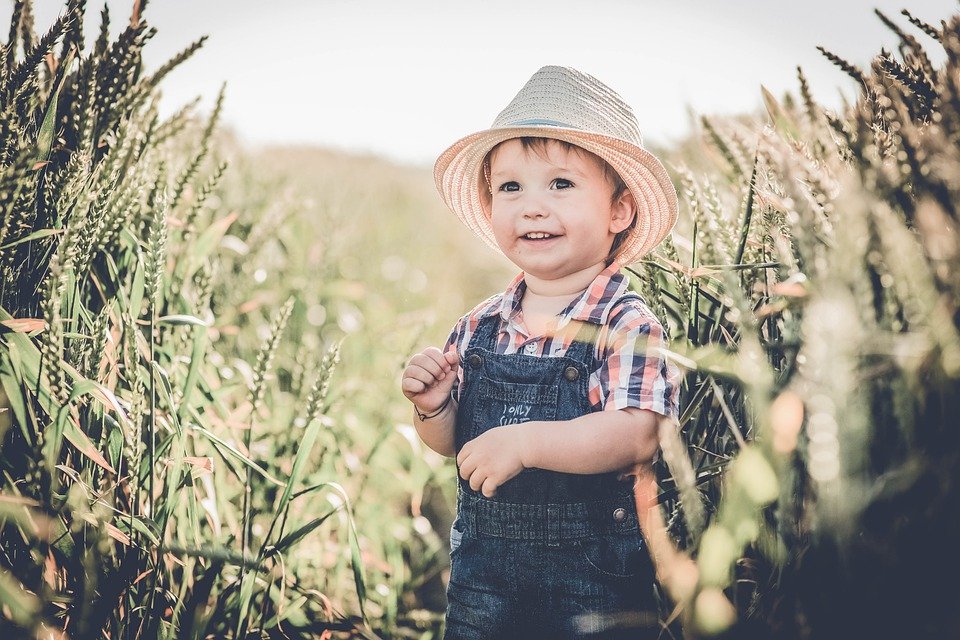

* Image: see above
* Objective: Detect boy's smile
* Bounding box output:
[487,138,635,293]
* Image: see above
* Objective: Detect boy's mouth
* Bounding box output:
[520,232,560,241]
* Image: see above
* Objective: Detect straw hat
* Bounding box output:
[434,65,678,266]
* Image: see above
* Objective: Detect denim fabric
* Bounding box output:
[444,307,660,639]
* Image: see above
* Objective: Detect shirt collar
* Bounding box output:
[482,262,630,327]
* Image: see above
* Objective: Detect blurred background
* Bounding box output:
[26,0,959,163]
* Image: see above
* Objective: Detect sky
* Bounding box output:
[20,0,959,166]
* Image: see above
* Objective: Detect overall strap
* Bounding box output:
[468,313,502,353]
[467,291,648,361]
[558,291,647,367]
[558,321,597,367]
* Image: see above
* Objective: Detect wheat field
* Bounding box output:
[0,1,958,638]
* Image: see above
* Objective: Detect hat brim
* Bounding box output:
[433,125,679,266]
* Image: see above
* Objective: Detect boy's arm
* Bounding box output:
[456,407,661,497]
[521,304,678,475]
[517,407,660,474]
[412,399,457,458]
[405,311,469,459]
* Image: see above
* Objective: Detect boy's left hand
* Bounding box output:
[456,425,527,498]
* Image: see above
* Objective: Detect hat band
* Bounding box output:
[500,118,572,128]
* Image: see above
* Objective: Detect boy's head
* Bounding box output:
[434,65,678,267]
[479,137,638,271]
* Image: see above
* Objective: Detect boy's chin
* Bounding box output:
[515,261,608,282]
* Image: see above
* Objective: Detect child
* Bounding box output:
[402,66,682,639]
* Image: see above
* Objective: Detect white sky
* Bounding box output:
[20,0,958,166]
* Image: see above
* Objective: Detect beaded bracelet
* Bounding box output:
[415,396,451,421]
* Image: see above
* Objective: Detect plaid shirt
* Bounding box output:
[443,263,682,419]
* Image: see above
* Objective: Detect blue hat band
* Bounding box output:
[502,118,572,128]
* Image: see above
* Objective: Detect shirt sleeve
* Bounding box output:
[594,310,682,420]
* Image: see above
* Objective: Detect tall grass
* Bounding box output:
[631,7,960,638]
[0,0,507,635]
[0,1,412,637]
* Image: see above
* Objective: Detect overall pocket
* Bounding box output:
[577,532,652,580]
[450,525,463,555]
[471,376,558,437]
[449,516,469,557]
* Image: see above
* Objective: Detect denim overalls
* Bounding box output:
[443,298,659,640]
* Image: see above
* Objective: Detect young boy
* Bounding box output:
[402,66,681,639]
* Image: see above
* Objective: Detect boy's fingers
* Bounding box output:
[408,353,445,378]
[423,347,455,372]
[443,350,460,369]
[469,470,483,492]
[457,448,474,477]
[421,346,444,360]
[403,366,437,388]
[401,377,426,395]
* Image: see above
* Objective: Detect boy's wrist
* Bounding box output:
[516,421,545,469]
[413,396,455,421]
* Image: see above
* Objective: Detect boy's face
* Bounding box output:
[486,138,635,282]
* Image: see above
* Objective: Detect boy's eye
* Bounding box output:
[552,178,574,189]
[498,181,521,192]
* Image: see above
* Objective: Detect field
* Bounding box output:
[1,1,959,638]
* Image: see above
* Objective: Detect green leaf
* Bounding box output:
[0,567,41,626]
[115,514,162,547]
[292,482,368,625]
[156,427,187,541]
[66,377,132,441]
[346,492,369,626]
[0,498,46,537]
[188,424,286,487]
[150,361,182,434]
[234,567,257,638]
[263,595,307,629]
[105,414,124,470]
[0,228,63,250]
[270,416,326,537]
[271,510,338,554]
[44,403,71,476]
[0,307,129,459]
[184,212,237,280]
[663,343,749,384]
[166,544,255,568]
[734,152,759,266]
[157,314,210,326]
[49,515,73,557]
[760,85,801,143]
[129,254,146,320]
[0,344,33,443]
[689,218,700,342]
[730,446,779,506]
[36,49,76,163]
[62,414,115,473]
[178,323,207,419]
[0,330,115,473]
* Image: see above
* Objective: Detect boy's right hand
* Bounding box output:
[402,348,460,415]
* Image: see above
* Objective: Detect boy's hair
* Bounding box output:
[480,137,637,265]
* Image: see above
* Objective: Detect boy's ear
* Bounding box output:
[609,190,637,234]
[479,190,493,220]
[481,198,494,220]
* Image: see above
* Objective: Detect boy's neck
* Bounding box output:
[522,262,607,299]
